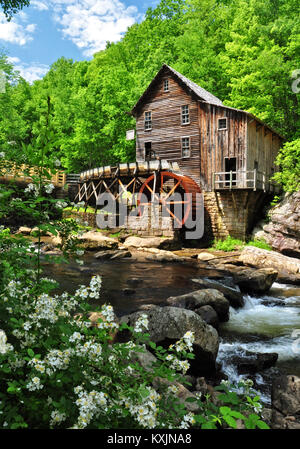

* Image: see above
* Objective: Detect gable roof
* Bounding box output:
[131,64,223,116]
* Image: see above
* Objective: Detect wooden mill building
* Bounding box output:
[130,64,283,240]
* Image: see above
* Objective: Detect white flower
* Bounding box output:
[0,329,13,354]
[50,410,66,427]
[44,183,55,194]
[0,152,5,158]
[27,376,43,391]
[54,159,61,167]
[134,314,149,333]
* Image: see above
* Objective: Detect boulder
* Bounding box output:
[123,236,180,251]
[252,192,300,258]
[94,249,131,260]
[233,267,278,293]
[166,289,230,322]
[152,377,200,413]
[272,375,300,429]
[16,226,32,235]
[239,246,300,283]
[78,231,119,250]
[194,305,219,329]
[230,351,278,374]
[120,306,219,377]
[197,252,216,261]
[191,277,244,308]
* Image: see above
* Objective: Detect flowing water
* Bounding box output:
[43,254,300,404]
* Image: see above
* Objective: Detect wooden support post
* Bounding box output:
[230,171,233,190]
[254,169,257,191]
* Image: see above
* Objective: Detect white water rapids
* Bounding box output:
[217,282,300,404]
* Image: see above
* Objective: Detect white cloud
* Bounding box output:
[7,57,49,83]
[50,0,139,57]
[0,12,36,46]
[31,0,49,10]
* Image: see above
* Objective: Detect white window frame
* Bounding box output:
[218,117,227,130]
[144,111,152,131]
[181,105,190,125]
[181,136,190,158]
[163,79,169,92]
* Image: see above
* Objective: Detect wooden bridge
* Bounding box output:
[0,162,66,188]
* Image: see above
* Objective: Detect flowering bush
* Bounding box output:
[0,229,201,429]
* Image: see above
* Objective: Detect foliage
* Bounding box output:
[211,236,272,251]
[0,0,299,174]
[0,0,29,20]
[193,380,269,429]
[211,236,244,252]
[246,239,272,251]
[273,139,300,193]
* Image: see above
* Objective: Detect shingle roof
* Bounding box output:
[165,65,224,106]
[131,64,223,115]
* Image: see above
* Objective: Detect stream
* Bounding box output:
[43,253,300,405]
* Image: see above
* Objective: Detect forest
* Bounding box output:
[0,0,299,191]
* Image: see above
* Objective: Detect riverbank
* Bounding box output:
[13,227,300,428]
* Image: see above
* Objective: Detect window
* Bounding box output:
[181,105,190,125]
[182,137,190,158]
[218,118,227,130]
[144,111,152,131]
[163,79,169,92]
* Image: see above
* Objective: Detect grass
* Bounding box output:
[210,236,272,252]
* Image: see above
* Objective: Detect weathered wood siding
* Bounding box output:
[198,103,248,190]
[246,120,282,180]
[135,74,201,184]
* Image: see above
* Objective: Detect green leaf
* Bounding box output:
[223,415,237,428]
[256,420,270,429]
[220,406,232,415]
[27,349,34,357]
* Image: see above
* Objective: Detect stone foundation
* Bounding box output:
[203,190,272,241]
[65,189,272,242]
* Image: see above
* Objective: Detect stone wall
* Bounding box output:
[63,203,176,238]
[203,190,270,241]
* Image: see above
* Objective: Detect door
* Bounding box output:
[225,157,237,187]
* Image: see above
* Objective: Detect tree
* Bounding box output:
[0,0,30,20]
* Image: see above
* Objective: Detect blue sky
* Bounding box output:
[0,0,160,82]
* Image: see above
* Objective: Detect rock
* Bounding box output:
[141,247,185,263]
[272,375,300,429]
[166,289,230,322]
[94,249,131,260]
[194,305,219,329]
[79,231,119,250]
[233,267,278,293]
[253,192,300,258]
[120,306,219,377]
[130,349,157,372]
[197,252,216,261]
[191,277,244,308]
[239,246,300,283]
[152,378,200,413]
[16,226,32,235]
[195,377,218,403]
[123,236,180,250]
[230,351,278,374]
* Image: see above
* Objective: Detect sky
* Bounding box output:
[0,0,160,83]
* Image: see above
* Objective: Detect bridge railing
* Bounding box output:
[0,162,66,188]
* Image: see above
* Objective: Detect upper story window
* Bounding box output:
[182,137,190,158]
[163,79,169,92]
[218,118,227,130]
[144,111,152,131]
[181,105,190,125]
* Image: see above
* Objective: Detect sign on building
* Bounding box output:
[126,129,135,141]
